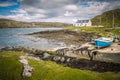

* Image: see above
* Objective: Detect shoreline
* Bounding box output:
[0,26,68,28]
[27,30,100,46]
[26,29,120,64]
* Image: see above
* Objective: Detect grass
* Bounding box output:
[26,59,120,80]
[0,51,25,80]
[67,26,120,36]
[0,51,120,80]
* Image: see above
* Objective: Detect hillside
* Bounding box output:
[91,9,120,27]
[0,18,71,28]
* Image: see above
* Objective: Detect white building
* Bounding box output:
[73,19,92,27]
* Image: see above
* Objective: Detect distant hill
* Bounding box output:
[0,18,71,28]
[91,9,120,27]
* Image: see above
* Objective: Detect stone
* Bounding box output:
[43,53,50,59]
[53,56,61,61]
[19,56,28,65]
[34,50,44,55]
[23,64,33,77]
[66,58,71,62]
[19,56,34,77]
[114,39,119,43]
[19,59,28,65]
[60,57,65,62]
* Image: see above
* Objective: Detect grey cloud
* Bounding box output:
[21,0,79,15]
[105,1,120,10]
[22,0,79,9]
[18,0,120,22]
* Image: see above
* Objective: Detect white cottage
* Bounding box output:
[73,19,92,27]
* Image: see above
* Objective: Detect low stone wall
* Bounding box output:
[93,52,120,63]
[55,47,120,64]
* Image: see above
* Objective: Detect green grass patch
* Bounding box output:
[0,51,120,80]
[27,59,120,80]
[0,51,25,80]
[67,26,120,36]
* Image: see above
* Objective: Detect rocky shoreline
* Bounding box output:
[27,30,101,46]
[27,29,120,62]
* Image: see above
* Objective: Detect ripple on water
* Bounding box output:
[0,28,66,50]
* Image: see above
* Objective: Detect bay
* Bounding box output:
[0,27,66,50]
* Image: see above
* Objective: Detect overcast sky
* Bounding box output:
[0,0,120,23]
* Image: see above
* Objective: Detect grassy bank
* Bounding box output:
[27,59,120,80]
[67,26,120,36]
[0,18,71,28]
[0,51,120,80]
[0,51,25,80]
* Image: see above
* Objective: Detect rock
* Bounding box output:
[53,56,61,61]
[19,59,28,65]
[23,64,33,77]
[60,57,65,62]
[42,53,51,59]
[19,56,34,77]
[56,48,68,55]
[1,46,10,51]
[66,58,71,62]
[33,50,44,55]
[19,56,28,64]
[114,39,119,42]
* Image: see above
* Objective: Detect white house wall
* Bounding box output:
[73,20,92,27]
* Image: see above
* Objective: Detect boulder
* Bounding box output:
[19,56,34,77]
[60,57,65,62]
[23,64,34,77]
[42,53,51,59]
[53,56,61,61]
[33,50,44,55]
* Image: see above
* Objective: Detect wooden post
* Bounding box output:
[112,11,114,29]
[100,16,101,26]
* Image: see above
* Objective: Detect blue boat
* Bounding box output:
[94,37,113,47]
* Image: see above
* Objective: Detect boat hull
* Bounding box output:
[94,40,113,47]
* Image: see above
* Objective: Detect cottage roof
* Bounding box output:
[76,20,89,23]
